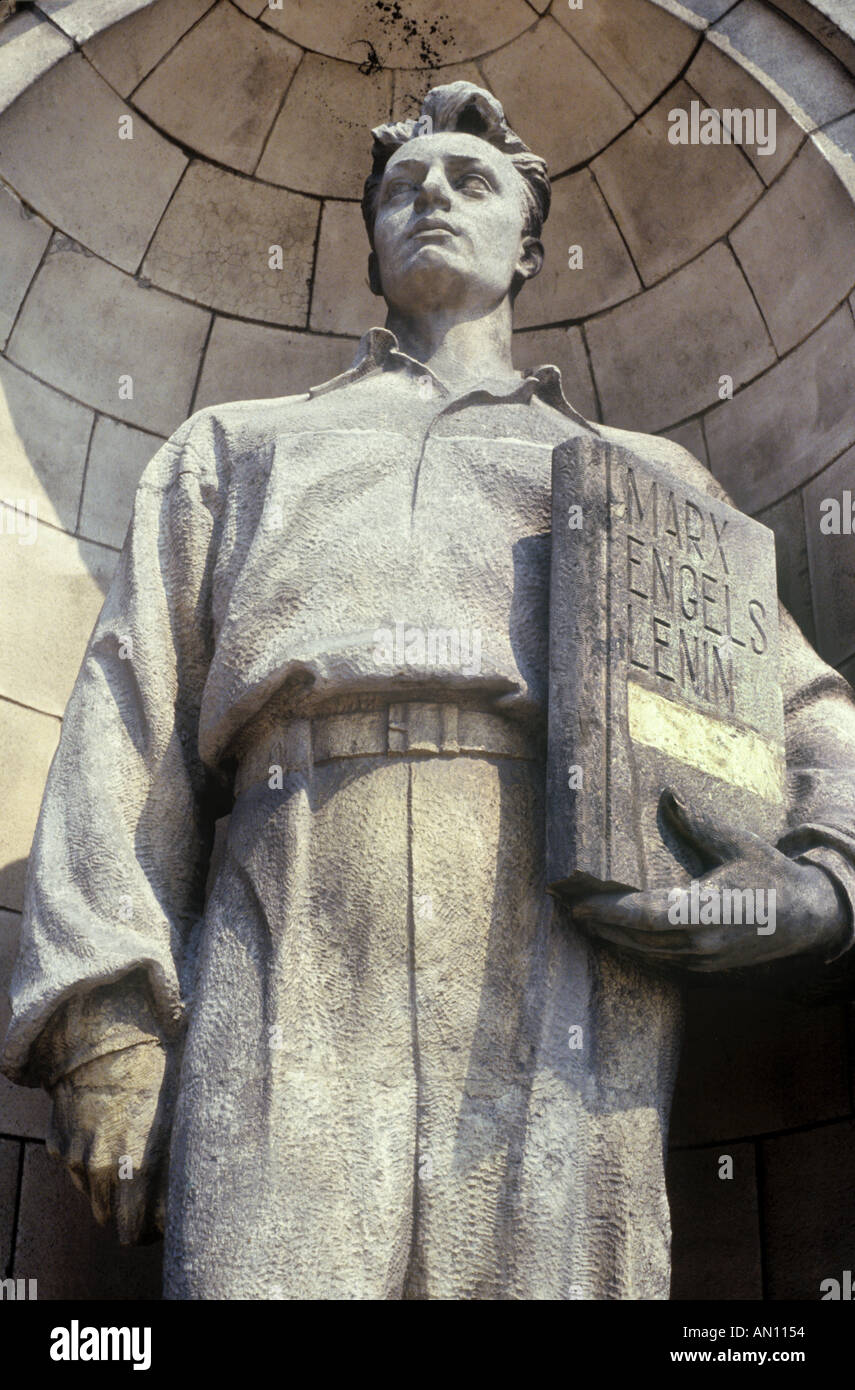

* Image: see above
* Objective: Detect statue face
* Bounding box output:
[372,131,540,313]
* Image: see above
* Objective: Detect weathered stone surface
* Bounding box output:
[14,1141,162,1298]
[0,10,73,115]
[0,53,187,274]
[660,419,708,467]
[686,35,805,183]
[554,0,696,115]
[586,243,775,433]
[481,16,634,174]
[143,162,318,327]
[83,0,213,97]
[804,444,855,667]
[0,357,93,534]
[513,169,641,331]
[592,81,763,286]
[0,524,117,717]
[761,1119,855,1299]
[7,243,211,434]
[258,0,533,67]
[79,417,163,550]
[194,318,356,409]
[0,1138,19,1272]
[731,141,855,355]
[669,984,850,1146]
[704,306,855,513]
[0,699,59,913]
[512,325,598,422]
[134,1,300,174]
[309,200,381,335]
[0,184,51,350]
[0,911,49,1138]
[35,0,156,45]
[713,0,855,126]
[757,489,817,646]
[824,110,855,162]
[841,654,855,689]
[257,53,393,198]
[666,1143,762,1299]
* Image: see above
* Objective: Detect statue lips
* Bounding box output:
[407,218,458,243]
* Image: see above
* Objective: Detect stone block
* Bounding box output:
[713,0,855,127]
[79,417,163,551]
[761,1119,855,1299]
[0,53,187,274]
[666,1143,762,1299]
[257,53,393,198]
[35,0,155,45]
[824,111,855,162]
[0,699,60,913]
[481,16,633,175]
[310,201,382,336]
[0,357,93,534]
[669,983,850,1146]
[511,326,598,422]
[704,306,855,514]
[142,162,317,328]
[0,184,51,350]
[513,169,641,331]
[659,419,708,467]
[554,0,696,115]
[0,1138,20,1273]
[8,243,211,434]
[83,0,213,97]
[134,1,301,175]
[803,445,855,666]
[592,81,763,286]
[687,35,805,184]
[0,11,73,115]
[14,1141,162,1298]
[0,910,50,1139]
[731,141,855,355]
[757,488,817,646]
[586,242,775,433]
[259,0,533,68]
[0,523,117,717]
[194,318,357,409]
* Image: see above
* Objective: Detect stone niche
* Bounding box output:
[0,0,854,1300]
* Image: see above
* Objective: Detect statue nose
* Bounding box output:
[414,174,452,212]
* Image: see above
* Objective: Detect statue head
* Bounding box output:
[361,82,550,318]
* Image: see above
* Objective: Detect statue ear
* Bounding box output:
[368,252,383,297]
[517,237,544,286]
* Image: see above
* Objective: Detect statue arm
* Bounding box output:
[1,416,225,1090]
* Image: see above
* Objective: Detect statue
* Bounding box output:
[3,82,855,1300]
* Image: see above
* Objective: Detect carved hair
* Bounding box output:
[361,81,551,254]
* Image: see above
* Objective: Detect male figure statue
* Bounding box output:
[4,83,855,1300]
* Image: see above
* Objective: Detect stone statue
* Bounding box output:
[3,82,855,1300]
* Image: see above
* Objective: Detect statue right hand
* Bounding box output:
[47,1040,171,1245]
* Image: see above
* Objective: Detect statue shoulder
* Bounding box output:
[594,422,734,507]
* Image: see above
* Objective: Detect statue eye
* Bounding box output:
[386,179,415,198]
[457,174,491,193]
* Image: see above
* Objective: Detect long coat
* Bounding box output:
[5,329,855,1299]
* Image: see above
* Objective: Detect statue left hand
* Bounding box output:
[568,791,850,973]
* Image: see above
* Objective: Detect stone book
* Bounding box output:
[546,436,787,897]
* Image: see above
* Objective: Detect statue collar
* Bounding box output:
[308,326,601,436]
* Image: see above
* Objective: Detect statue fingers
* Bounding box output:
[662,789,772,868]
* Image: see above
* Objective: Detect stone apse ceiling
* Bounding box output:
[1,0,855,524]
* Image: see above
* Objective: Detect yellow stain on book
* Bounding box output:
[627,682,784,801]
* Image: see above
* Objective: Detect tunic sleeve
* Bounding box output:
[1,417,226,1086]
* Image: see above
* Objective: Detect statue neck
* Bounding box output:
[384,300,519,394]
